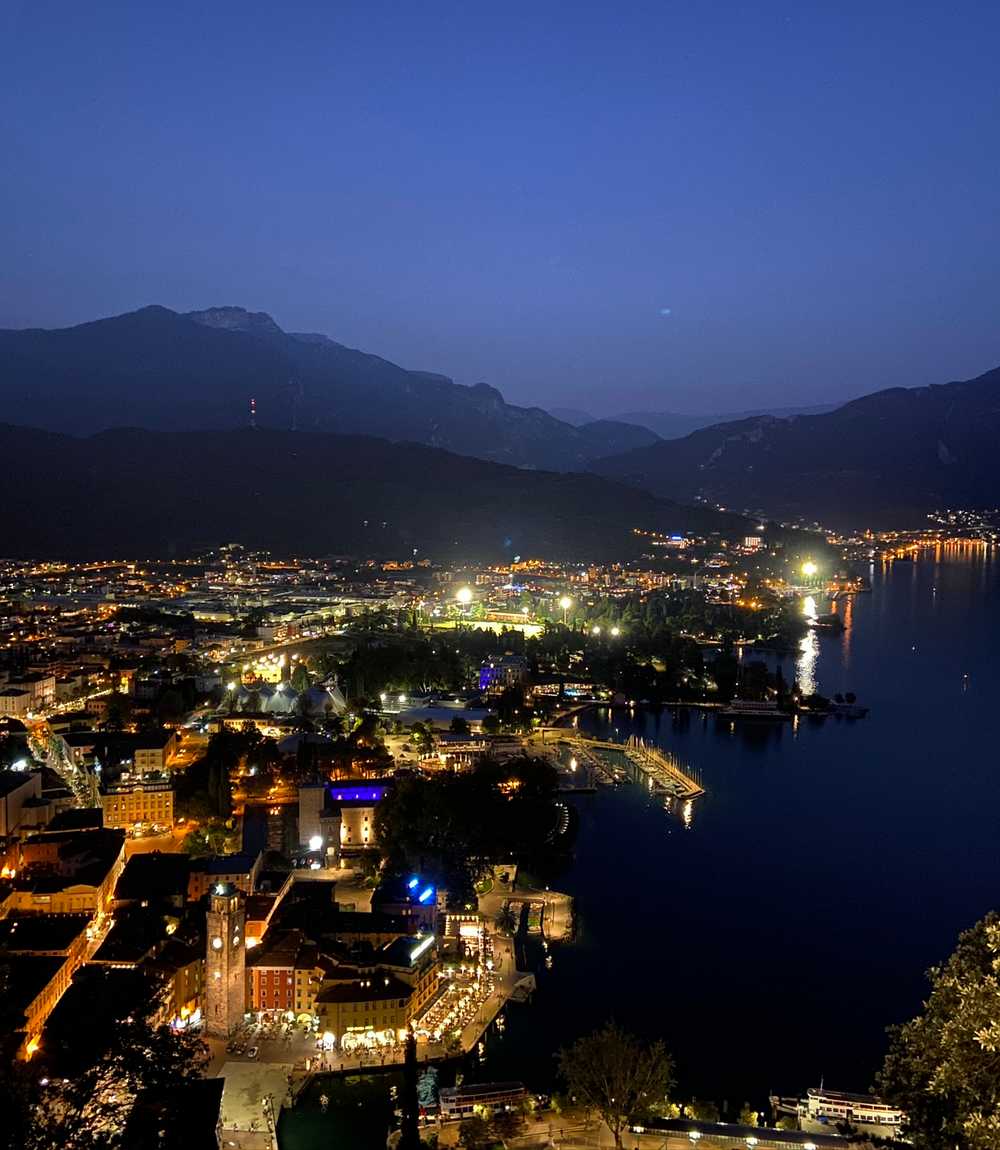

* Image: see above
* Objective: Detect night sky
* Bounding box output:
[3,1,1000,414]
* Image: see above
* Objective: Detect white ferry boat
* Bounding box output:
[717,698,792,721]
[799,1086,904,1133]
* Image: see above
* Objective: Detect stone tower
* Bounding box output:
[204,882,246,1038]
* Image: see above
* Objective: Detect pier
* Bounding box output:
[536,731,704,799]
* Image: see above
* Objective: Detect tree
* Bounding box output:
[494,905,518,936]
[685,1098,720,1123]
[490,1108,524,1143]
[291,663,311,693]
[739,1103,760,1127]
[878,912,1000,1149]
[0,996,207,1150]
[410,722,436,755]
[457,1115,497,1150]
[559,1023,674,1148]
[450,715,471,736]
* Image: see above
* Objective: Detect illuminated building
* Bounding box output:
[100,778,174,831]
[246,928,328,1019]
[204,883,245,1038]
[187,851,261,902]
[0,770,43,836]
[149,937,205,1030]
[6,828,125,916]
[371,874,438,934]
[0,913,91,1058]
[314,935,439,1046]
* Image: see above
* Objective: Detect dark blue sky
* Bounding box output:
[3,2,999,415]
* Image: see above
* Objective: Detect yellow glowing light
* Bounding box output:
[558,596,573,610]
[455,586,473,605]
[801,561,818,577]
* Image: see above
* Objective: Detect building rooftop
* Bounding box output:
[191,852,259,877]
[0,913,90,955]
[0,770,35,799]
[0,955,65,1031]
[315,971,412,1004]
[115,851,190,903]
[46,808,104,832]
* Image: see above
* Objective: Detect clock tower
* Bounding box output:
[205,882,246,1038]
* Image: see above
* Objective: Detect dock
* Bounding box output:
[535,736,698,800]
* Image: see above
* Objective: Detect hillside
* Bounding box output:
[0,306,657,470]
[0,425,751,561]
[592,366,1000,527]
[611,404,838,440]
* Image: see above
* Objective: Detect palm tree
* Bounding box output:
[494,905,518,936]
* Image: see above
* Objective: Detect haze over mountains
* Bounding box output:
[551,404,837,439]
[593,366,1000,528]
[0,306,657,471]
[0,424,750,561]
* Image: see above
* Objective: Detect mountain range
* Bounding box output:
[3,305,999,530]
[550,403,838,438]
[592,366,1000,527]
[0,424,752,561]
[608,404,839,440]
[0,306,657,471]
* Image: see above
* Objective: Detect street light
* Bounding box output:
[801,560,818,578]
[610,626,621,637]
[558,595,573,624]
[455,586,473,606]
[591,625,601,636]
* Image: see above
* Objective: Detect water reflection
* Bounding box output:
[797,631,819,695]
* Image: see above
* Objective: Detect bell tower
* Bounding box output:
[205,882,246,1038]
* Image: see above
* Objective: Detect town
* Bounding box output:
[3,522,975,1149]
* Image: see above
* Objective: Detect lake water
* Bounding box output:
[478,544,1000,1112]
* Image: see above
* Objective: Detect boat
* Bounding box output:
[797,1086,904,1135]
[717,699,792,721]
[812,612,845,631]
[439,1081,528,1120]
[830,700,869,718]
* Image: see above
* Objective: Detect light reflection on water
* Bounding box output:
[796,630,819,695]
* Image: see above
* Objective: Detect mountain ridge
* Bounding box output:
[0,306,658,470]
[591,365,1000,527]
[0,423,753,561]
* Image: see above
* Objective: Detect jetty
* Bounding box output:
[567,734,704,799]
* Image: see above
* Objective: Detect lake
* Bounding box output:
[479,544,1000,1112]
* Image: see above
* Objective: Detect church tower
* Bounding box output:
[205,882,246,1037]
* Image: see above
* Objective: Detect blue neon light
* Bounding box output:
[407,877,419,890]
[418,886,435,904]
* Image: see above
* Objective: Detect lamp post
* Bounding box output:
[558,595,573,625]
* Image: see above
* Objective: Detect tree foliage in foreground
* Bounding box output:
[559,1022,674,1149]
[0,1009,207,1150]
[879,912,1000,1149]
